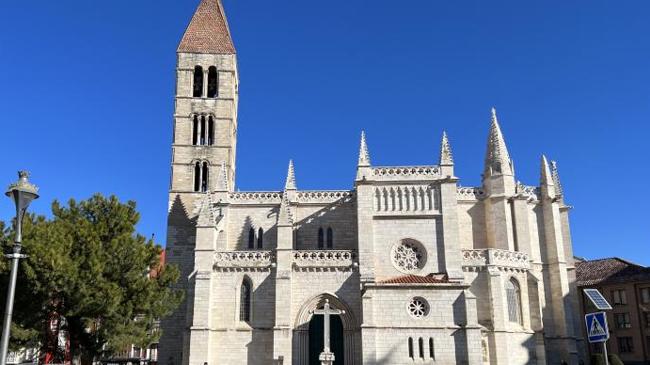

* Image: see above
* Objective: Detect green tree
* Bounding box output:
[0,194,183,364]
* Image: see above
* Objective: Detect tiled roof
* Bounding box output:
[575,257,650,286]
[178,0,235,54]
[378,273,448,284]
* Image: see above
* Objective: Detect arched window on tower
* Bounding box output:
[207,116,214,146]
[193,66,203,97]
[200,116,206,145]
[239,278,252,322]
[418,337,424,359]
[257,228,263,249]
[201,162,209,192]
[248,228,255,249]
[408,338,414,359]
[193,162,201,192]
[192,116,199,145]
[317,228,324,249]
[207,66,218,98]
[506,278,522,324]
[429,338,435,359]
[326,227,333,249]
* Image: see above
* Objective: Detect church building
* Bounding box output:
[160,0,586,364]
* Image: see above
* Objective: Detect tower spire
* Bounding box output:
[358,131,371,167]
[178,0,235,54]
[484,107,513,177]
[285,160,297,191]
[439,131,454,165]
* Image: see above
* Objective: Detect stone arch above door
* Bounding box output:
[293,293,360,365]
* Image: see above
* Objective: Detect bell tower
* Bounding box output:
[171,0,238,193]
[161,1,237,365]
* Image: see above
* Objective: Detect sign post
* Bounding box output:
[585,312,610,365]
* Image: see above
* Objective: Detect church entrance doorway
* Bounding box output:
[308,314,344,365]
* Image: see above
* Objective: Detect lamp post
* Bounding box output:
[0,171,39,365]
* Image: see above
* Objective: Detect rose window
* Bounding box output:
[407,297,429,319]
[391,239,426,273]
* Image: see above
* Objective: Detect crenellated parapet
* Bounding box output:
[292,250,357,271]
[228,191,283,205]
[457,186,486,201]
[370,165,441,181]
[461,248,530,272]
[213,250,275,271]
[295,190,354,204]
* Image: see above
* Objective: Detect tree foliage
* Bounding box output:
[0,194,183,362]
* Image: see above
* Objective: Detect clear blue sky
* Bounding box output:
[0,1,648,264]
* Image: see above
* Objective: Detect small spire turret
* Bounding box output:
[196,192,215,227]
[484,107,513,177]
[278,191,293,226]
[440,131,454,165]
[551,160,564,199]
[285,160,297,191]
[358,131,371,167]
[215,162,229,192]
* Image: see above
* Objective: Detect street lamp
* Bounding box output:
[0,171,39,365]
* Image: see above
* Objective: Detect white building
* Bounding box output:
[159,0,585,364]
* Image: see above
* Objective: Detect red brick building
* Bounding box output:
[576,257,650,364]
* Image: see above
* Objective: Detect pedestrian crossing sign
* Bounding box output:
[585,312,609,343]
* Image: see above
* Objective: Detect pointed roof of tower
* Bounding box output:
[197,192,216,227]
[178,0,236,54]
[285,160,297,190]
[551,160,564,198]
[484,107,513,176]
[439,131,454,165]
[358,131,371,167]
[215,162,229,191]
[540,155,554,187]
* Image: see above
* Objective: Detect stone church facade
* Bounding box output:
[160,0,586,364]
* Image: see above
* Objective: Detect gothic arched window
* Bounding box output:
[317,228,324,249]
[207,66,218,98]
[193,162,201,192]
[201,162,209,192]
[326,227,333,249]
[207,116,214,146]
[408,338,414,359]
[506,278,522,324]
[239,278,251,322]
[257,228,263,249]
[248,228,255,249]
[418,337,424,359]
[192,116,199,145]
[193,66,203,97]
[429,338,435,359]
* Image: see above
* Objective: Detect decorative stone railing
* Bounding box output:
[457,187,485,201]
[214,251,274,269]
[462,249,529,271]
[292,250,357,270]
[370,166,441,181]
[515,184,540,200]
[295,191,354,204]
[228,191,282,204]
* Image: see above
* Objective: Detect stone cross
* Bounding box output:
[312,299,344,365]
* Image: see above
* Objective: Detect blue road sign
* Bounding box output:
[585,312,609,343]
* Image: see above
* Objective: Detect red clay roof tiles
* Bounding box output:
[378,273,449,284]
[178,0,235,54]
[575,257,650,286]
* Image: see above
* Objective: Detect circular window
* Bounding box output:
[391,239,426,273]
[407,297,429,319]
